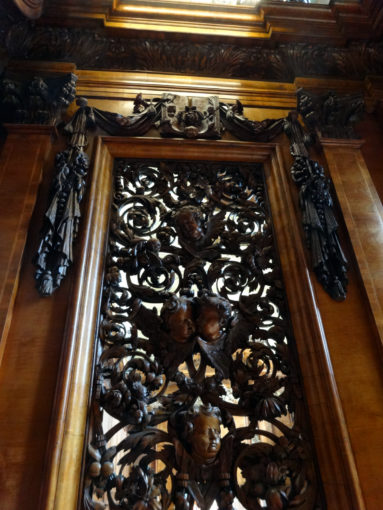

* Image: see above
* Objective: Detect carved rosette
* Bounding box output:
[83,158,322,509]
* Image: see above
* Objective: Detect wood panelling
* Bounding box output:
[0,131,72,510]
[322,140,383,355]
[40,137,113,510]
[0,125,54,366]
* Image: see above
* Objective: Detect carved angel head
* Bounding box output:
[161,296,195,343]
[187,405,222,465]
[195,294,232,343]
[174,206,203,242]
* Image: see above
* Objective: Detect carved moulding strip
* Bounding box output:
[284,111,348,301]
[38,137,365,510]
[83,156,322,509]
[4,23,383,82]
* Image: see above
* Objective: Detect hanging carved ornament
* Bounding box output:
[284,111,348,301]
[83,158,322,510]
[297,88,364,139]
[0,73,77,125]
[34,98,95,296]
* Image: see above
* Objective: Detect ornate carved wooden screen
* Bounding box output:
[83,157,322,510]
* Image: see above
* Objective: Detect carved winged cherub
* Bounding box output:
[195,294,232,379]
[174,405,234,510]
[174,206,224,260]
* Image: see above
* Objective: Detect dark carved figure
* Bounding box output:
[284,111,348,301]
[187,405,222,465]
[174,206,224,259]
[161,296,195,344]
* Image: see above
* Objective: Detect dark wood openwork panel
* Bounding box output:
[83,158,322,510]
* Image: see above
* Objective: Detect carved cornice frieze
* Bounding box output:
[4,23,383,82]
[297,89,364,139]
[0,72,77,125]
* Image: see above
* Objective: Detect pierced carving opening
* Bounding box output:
[83,158,323,510]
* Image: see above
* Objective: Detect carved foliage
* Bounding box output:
[83,158,322,509]
[0,73,77,125]
[5,23,383,81]
[297,88,364,139]
[284,112,348,301]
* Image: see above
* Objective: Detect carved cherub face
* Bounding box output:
[191,413,221,464]
[162,297,195,343]
[196,305,221,343]
[175,208,203,241]
[195,296,231,343]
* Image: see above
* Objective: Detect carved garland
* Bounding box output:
[30,91,354,300]
[33,93,284,295]
[83,157,322,510]
[283,110,348,301]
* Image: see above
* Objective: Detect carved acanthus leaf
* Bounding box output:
[4,23,383,82]
[0,72,77,126]
[297,88,364,139]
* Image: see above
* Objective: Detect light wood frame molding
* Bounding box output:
[39,136,365,510]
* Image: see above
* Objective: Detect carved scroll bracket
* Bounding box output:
[284,110,348,301]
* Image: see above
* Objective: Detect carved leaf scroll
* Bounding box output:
[83,157,323,509]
